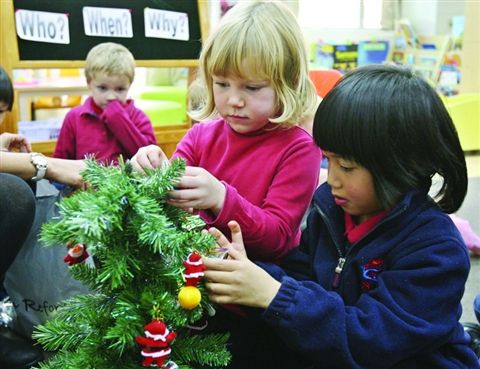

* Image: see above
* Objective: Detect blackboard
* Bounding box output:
[13,0,203,61]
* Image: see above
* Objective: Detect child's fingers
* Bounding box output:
[147,151,165,169]
[225,245,246,260]
[130,157,147,174]
[227,221,243,246]
[137,155,156,171]
[203,270,232,283]
[207,227,231,249]
[203,257,236,271]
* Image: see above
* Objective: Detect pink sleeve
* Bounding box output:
[171,124,197,163]
[200,141,321,261]
[53,111,76,159]
[102,100,157,158]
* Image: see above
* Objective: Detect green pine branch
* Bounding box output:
[172,333,232,367]
[34,158,230,368]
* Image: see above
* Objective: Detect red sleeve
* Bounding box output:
[101,100,157,158]
[173,123,321,261]
[53,111,76,159]
[170,123,198,163]
[202,139,321,261]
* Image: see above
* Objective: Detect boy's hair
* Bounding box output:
[313,64,467,213]
[0,66,14,110]
[84,42,135,84]
[190,0,317,127]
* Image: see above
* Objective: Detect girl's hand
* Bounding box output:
[168,166,226,214]
[206,220,247,258]
[0,132,32,152]
[202,221,281,308]
[130,145,168,173]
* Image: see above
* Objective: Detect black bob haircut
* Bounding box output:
[0,66,14,110]
[313,64,467,214]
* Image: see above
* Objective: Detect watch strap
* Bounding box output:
[30,152,48,182]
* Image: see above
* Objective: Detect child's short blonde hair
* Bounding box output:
[190,1,317,127]
[84,42,135,84]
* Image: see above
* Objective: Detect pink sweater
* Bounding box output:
[173,118,321,261]
[54,97,156,164]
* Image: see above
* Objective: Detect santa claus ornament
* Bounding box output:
[63,242,89,266]
[136,319,177,367]
[178,251,205,310]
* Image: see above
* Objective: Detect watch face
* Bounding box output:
[32,154,48,166]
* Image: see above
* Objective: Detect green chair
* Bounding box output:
[136,85,188,126]
[443,93,480,151]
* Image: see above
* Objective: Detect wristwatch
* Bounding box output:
[30,152,48,181]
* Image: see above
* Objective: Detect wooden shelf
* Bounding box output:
[14,79,89,122]
[30,124,189,158]
[391,21,451,87]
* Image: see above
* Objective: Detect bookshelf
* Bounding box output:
[391,20,451,87]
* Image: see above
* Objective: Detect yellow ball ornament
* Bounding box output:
[178,286,201,310]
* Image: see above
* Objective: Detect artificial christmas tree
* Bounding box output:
[33,158,230,369]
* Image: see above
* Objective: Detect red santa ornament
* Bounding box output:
[136,319,177,367]
[182,251,205,287]
[178,251,205,310]
[63,242,89,266]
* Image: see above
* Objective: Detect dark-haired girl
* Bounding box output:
[202,64,479,368]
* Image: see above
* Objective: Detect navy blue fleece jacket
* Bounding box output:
[256,183,479,369]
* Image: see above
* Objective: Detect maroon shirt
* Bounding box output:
[54,97,156,164]
[173,118,321,261]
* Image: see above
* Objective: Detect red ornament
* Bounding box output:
[136,320,177,367]
[63,242,89,266]
[182,251,205,287]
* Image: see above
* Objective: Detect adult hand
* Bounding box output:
[202,221,281,308]
[130,145,168,173]
[47,158,86,189]
[0,132,32,152]
[167,166,226,214]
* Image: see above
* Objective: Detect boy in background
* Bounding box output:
[54,42,156,164]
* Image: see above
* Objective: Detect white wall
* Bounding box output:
[302,28,394,46]
[401,0,465,36]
